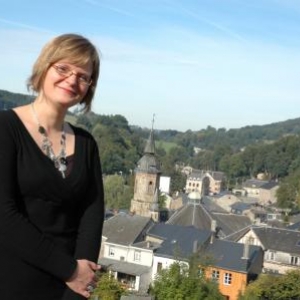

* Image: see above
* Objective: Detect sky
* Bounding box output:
[0,0,300,132]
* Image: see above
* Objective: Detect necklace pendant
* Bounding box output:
[59,163,67,172]
[58,163,67,179]
[31,103,67,179]
[60,157,67,166]
[38,125,46,134]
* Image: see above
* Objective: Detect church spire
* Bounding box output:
[144,114,155,154]
[130,114,161,221]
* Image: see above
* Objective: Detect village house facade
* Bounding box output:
[185,169,225,195]
[258,181,279,205]
[98,214,156,293]
[147,223,263,300]
[230,226,300,275]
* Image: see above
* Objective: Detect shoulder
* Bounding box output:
[0,109,18,128]
[69,124,98,148]
[0,109,15,120]
[0,110,21,147]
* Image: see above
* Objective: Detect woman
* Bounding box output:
[0,33,104,299]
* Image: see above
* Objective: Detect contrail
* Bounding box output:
[82,0,135,17]
[0,17,55,34]
[162,0,248,44]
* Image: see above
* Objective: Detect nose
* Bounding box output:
[65,72,78,84]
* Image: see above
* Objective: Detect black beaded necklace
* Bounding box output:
[31,103,67,178]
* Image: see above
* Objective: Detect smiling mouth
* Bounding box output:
[59,87,77,96]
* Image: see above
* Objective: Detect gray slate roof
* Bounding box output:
[243,179,268,188]
[230,202,251,212]
[167,203,212,230]
[260,181,278,190]
[148,224,262,274]
[167,202,252,238]
[213,213,252,237]
[136,130,161,174]
[188,170,224,181]
[147,223,211,259]
[201,196,228,213]
[223,225,252,242]
[252,226,300,254]
[103,213,153,245]
[205,239,262,273]
[98,257,151,276]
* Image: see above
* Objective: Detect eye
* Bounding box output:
[55,65,70,75]
[78,74,90,83]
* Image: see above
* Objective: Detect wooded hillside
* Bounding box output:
[2,88,300,210]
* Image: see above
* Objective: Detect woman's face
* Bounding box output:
[41,61,93,109]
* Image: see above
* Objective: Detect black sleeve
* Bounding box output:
[74,139,105,261]
[0,112,77,281]
[62,138,105,300]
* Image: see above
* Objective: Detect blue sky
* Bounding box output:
[0,0,300,131]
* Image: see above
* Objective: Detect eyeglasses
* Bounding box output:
[52,64,92,86]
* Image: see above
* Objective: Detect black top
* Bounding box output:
[0,110,104,300]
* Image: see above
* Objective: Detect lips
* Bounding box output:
[59,86,78,96]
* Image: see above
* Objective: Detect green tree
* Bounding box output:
[92,272,126,300]
[276,167,300,210]
[104,174,133,210]
[240,270,300,300]
[150,262,223,300]
[158,193,167,209]
[76,114,92,131]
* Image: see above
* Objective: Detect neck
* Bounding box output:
[33,98,66,133]
[31,101,68,178]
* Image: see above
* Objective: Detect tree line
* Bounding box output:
[2,89,300,210]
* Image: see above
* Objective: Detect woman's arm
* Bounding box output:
[63,138,105,299]
[74,140,105,261]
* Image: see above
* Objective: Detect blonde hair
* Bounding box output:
[27,33,100,113]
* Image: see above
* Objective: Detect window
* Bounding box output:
[211,270,220,282]
[223,273,232,285]
[248,237,254,245]
[134,250,141,262]
[109,246,115,257]
[291,256,300,265]
[197,268,205,278]
[269,251,276,261]
[147,181,153,193]
[157,262,163,273]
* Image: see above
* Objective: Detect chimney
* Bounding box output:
[211,219,217,232]
[242,239,250,260]
[193,240,198,253]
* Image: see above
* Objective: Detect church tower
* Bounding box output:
[130,124,161,221]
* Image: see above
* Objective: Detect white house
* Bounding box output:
[98,213,156,293]
[230,226,300,275]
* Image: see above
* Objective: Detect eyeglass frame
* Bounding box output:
[51,64,93,86]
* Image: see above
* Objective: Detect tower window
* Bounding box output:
[147,181,154,193]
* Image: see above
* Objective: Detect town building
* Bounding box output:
[98,213,155,293]
[226,226,300,275]
[185,169,226,195]
[147,223,263,300]
[130,129,161,221]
